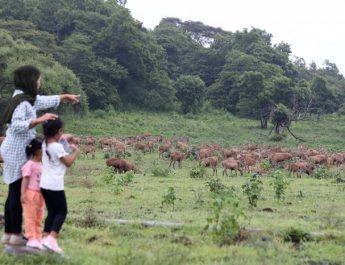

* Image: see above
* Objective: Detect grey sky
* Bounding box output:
[126,0,345,75]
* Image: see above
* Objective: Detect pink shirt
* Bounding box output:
[21,160,42,191]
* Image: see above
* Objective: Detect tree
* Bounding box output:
[270,103,291,135]
[59,33,127,109]
[0,30,87,113]
[310,76,336,114]
[175,75,206,113]
[236,71,273,128]
[154,19,198,80]
[95,8,176,109]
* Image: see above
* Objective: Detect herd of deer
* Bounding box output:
[1,134,344,177]
[54,134,345,177]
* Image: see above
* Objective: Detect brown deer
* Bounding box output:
[269,153,292,165]
[176,140,188,150]
[159,143,172,158]
[146,140,155,153]
[222,159,243,176]
[106,158,138,173]
[287,161,314,177]
[169,151,189,169]
[200,156,218,175]
[135,143,147,153]
[81,145,96,159]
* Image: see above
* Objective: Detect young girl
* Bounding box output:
[21,138,45,249]
[1,65,80,245]
[40,118,78,254]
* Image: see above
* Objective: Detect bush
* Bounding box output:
[283,227,310,243]
[206,191,245,245]
[102,167,134,194]
[270,170,289,201]
[269,134,287,142]
[94,109,107,119]
[161,187,177,210]
[260,159,271,171]
[206,177,225,194]
[77,204,98,228]
[104,152,113,159]
[312,165,333,179]
[242,174,264,207]
[190,165,206,178]
[151,166,171,177]
[103,167,116,185]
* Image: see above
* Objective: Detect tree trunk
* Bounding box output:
[274,124,280,135]
[260,117,268,129]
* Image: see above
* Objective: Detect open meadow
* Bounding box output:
[1,110,345,265]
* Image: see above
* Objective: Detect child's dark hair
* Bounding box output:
[43,118,63,160]
[43,118,63,139]
[26,137,43,158]
[14,65,41,96]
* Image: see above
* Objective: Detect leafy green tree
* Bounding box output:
[1,0,345,117]
[175,75,206,113]
[310,76,336,114]
[95,8,175,109]
[270,103,291,135]
[236,71,272,128]
[269,75,294,107]
[0,20,58,55]
[59,33,127,109]
[0,30,87,113]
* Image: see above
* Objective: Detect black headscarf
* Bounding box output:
[1,92,36,124]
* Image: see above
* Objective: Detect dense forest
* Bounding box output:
[0,0,344,126]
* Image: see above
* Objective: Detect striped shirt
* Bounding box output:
[0,90,60,184]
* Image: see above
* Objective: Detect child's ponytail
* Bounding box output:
[42,118,63,160]
[25,137,43,158]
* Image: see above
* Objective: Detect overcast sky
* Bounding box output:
[126,0,345,75]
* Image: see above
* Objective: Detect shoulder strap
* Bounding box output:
[0,93,36,124]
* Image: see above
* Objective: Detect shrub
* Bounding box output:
[269,134,287,142]
[162,187,177,210]
[122,171,134,185]
[104,152,113,159]
[283,227,310,243]
[260,159,271,171]
[206,177,225,194]
[103,167,116,185]
[206,191,245,245]
[190,165,206,178]
[312,165,333,179]
[242,174,264,207]
[151,166,171,177]
[270,170,289,201]
[102,167,134,194]
[77,204,98,228]
[94,109,107,119]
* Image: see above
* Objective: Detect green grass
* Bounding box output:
[1,111,345,264]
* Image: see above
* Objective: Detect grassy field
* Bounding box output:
[1,110,345,264]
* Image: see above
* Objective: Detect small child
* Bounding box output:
[21,137,44,249]
[40,118,78,254]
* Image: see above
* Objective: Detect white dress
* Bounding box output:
[0,90,60,184]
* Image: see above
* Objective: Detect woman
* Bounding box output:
[0,65,79,245]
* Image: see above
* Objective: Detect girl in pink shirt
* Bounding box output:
[21,137,44,249]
